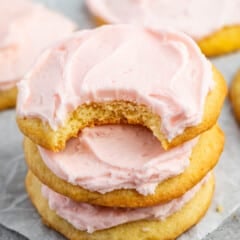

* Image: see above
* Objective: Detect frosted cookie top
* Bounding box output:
[0,0,76,90]
[17,25,213,140]
[86,0,240,39]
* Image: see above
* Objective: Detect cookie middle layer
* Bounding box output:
[24,124,224,207]
[38,125,198,195]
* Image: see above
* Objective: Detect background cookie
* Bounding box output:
[25,171,215,240]
[86,0,240,56]
[0,87,17,110]
[24,125,224,208]
[0,0,76,110]
[230,69,240,122]
[198,26,240,57]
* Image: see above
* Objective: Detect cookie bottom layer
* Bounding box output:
[0,87,17,110]
[230,69,240,122]
[25,171,214,240]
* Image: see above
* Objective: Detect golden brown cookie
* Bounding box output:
[17,66,227,152]
[230,69,240,122]
[0,87,17,110]
[198,26,240,57]
[26,171,215,240]
[24,124,224,208]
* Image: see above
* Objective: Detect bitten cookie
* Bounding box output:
[26,171,215,240]
[230,69,240,122]
[24,124,224,208]
[0,0,76,110]
[17,25,227,152]
[86,0,240,56]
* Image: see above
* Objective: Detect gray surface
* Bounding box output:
[0,0,240,240]
[206,208,240,240]
[0,210,240,240]
[0,225,28,240]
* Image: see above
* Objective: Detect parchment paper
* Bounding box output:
[0,1,240,239]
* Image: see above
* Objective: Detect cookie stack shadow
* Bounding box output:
[16,26,227,240]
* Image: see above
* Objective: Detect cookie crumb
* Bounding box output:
[216,205,223,213]
[232,214,239,221]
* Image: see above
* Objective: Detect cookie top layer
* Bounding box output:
[42,174,208,233]
[86,0,240,39]
[38,125,197,195]
[17,25,213,140]
[0,0,76,90]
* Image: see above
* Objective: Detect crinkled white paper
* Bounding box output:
[0,1,240,239]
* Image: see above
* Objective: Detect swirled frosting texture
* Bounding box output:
[86,0,240,40]
[38,125,198,195]
[17,25,213,139]
[42,174,208,233]
[0,0,76,91]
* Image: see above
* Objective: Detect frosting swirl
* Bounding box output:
[17,25,213,140]
[39,125,198,195]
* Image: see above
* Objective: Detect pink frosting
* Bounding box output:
[86,0,240,40]
[38,125,198,195]
[17,25,213,140]
[42,174,209,233]
[0,0,76,91]
[0,80,18,91]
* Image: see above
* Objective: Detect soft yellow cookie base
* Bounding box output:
[24,125,223,208]
[17,66,227,152]
[26,171,215,240]
[0,87,17,110]
[92,14,240,57]
[198,26,240,57]
[230,69,240,122]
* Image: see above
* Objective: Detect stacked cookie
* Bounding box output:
[17,25,227,240]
